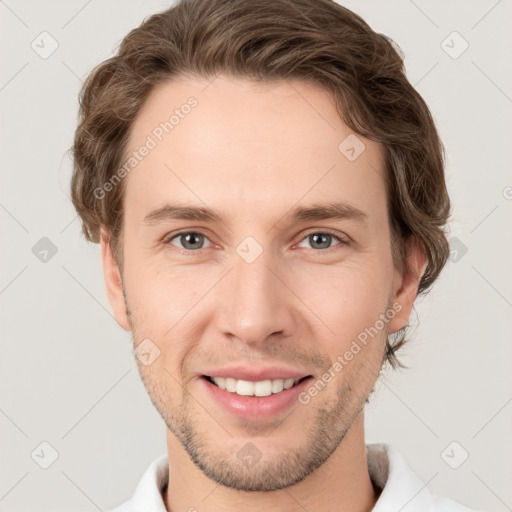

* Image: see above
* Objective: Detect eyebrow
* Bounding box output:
[142,201,368,227]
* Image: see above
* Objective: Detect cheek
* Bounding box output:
[296,261,393,353]
[126,259,205,320]
[124,263,210,366]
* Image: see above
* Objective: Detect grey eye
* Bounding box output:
[170,232,210,251]
[297,233,341,250]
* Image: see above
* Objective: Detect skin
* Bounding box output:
[101,75,425,512]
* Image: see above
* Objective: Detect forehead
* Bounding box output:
[124,75,387,227]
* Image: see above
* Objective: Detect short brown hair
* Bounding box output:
[70,0,451,368]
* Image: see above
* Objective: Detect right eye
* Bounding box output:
[164,231,213,252]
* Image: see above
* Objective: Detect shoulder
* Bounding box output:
[367,443,480,512]
[430,494,483,512]
[105,454,169,512]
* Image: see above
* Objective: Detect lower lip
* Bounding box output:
[201,376,313,421]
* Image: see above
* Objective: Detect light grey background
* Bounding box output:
[1,1,511,511]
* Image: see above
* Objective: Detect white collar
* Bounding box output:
[109,443,476,511]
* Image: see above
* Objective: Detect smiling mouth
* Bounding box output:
[203,375,312,397]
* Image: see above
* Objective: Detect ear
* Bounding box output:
[100,227,131,332]
[387,236,427,334]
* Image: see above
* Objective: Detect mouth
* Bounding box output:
[200,373,316,420]
[202,375,312,397]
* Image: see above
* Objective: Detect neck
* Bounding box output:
[164,412,379,512]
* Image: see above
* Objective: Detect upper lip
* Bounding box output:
[202,365,312,382]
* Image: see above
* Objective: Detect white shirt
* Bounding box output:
[108,443,478,512]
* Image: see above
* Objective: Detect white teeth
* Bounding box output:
[271,379,283,393]
[283,378,295,390]
[210,377,301,396]
[236,379,254,396]
[254,380,272,396]
[225,377,236,392]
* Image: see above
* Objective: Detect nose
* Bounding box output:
[215,246,296,347]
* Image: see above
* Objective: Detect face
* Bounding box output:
[102,75,424,492]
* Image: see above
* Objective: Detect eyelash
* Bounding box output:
[162,229,349,255]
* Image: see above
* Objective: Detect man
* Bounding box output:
[70,0,479,510]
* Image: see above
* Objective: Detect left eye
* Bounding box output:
[296,231,345,250]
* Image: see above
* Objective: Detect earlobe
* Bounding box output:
[387,237,426,334]
[100,228,132,332]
